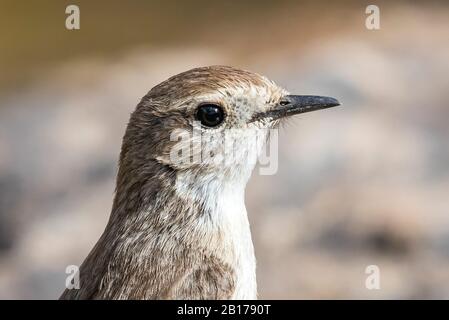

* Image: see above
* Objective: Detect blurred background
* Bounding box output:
[0,0,448,299]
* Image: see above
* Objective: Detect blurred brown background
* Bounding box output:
[0,0,448,299]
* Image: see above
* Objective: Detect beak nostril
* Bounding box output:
[250,95,340,123]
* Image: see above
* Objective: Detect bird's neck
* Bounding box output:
[173,170,257,299]
[108,163,257,299]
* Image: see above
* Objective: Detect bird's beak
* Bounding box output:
[250,95,340,123]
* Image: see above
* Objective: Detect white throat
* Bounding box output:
[174,169,257,299]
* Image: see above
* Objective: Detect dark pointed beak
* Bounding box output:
[250,95,340,123]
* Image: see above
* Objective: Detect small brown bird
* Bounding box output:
[60,66,339,300]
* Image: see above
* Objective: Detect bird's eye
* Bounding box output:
[195,104,225,128]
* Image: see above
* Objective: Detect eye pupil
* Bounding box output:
[196,104,225,127]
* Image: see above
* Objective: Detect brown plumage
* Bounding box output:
[60,66,339,300]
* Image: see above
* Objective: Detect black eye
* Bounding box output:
[195,104,225,128]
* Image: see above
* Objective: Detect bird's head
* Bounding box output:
[119,66,339,191]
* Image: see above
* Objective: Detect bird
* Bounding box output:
[60,65,339,300]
